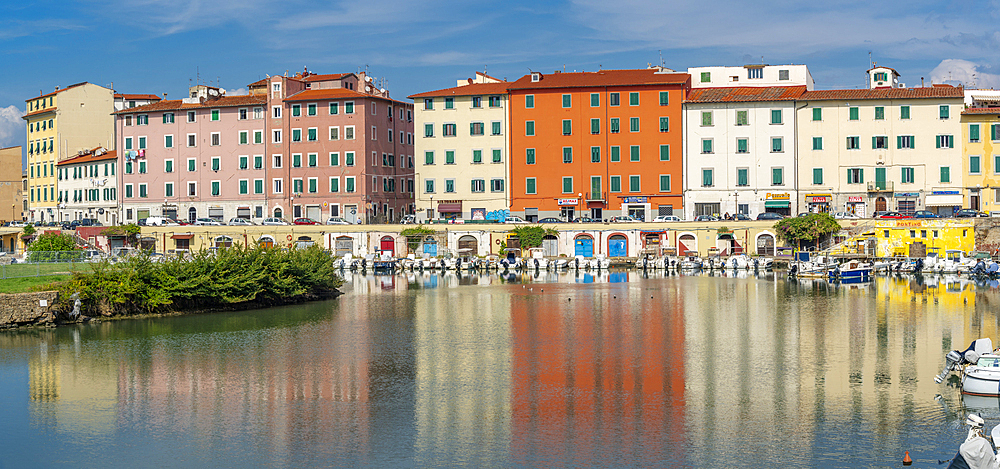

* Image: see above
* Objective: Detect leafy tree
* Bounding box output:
[509,225,558,249]
[773,213,841,249]
[27,232,82,262]
[101,224,140,245]
[22,225,35,236]
[400,225,435,252]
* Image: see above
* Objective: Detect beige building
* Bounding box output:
[409,72,510,222]
[796,67,964,217]
[0,146,24,223]
[23,82,115,223]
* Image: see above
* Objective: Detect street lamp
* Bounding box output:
[577,193,582,222]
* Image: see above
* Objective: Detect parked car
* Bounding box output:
[572,217,598,223]
[193,218,223,226]
[955,209,990,218]
[228,218,254,226]
[832,211,860,220]
[168,218,190,226]
[8,220,26,227]
[326,217,350,225]
[734,213,751,221]
[537,217,564,223]
[653,215,682,222]
[694,215,719,222]
[878,211,912,219]
[871,211,890,219]
[912,210,940,219]
[399,215,416,225]
[293,217,320,225]
[756,212,784,221]
[261,217,289,226]
[610,215,640,223]
[145,217,172,226]
[503,216,527,224]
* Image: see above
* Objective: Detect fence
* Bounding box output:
[0,251,92,280]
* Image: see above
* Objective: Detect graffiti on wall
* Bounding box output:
[485,209,509,221]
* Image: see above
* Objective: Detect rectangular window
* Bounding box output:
[629,175,640,192]
[971,124,981,143]
[471,96,482,108]
[659,144,670,161]
[629,145,639,162]
[254,155,263,169]
[701,111,713,126]
[849,107,859,121]
[525,177,536,194]
[471,179,485,193]
[308,178,317,193]
[971,155,982,174]
[937,135,954,148]
[562,119,572,135]
[872,136,888,149]
[252,130,262,144]
[344,102,354,114]
[329,177,340,193]
[239,179,248,194]
[875,106,885,120]
[329,152,340,166]
[307,128,317,141]
[525,121,535,136]
[591,118,600,134]
[736,168,748,186]
[563,147,573,163]
[165,182,174,197]
[898,135,915,149]
[292,154,302,168]
[272,178,283,194]
[658,91,669,106]
[525,95,534,108]
[657,116,670,133]
[702,169,713,187]
[238,155,248,170]
[847,136,860,149]
[900,105,910,119]
[423,98,433,110]
[449,150,458,164]
[736,138,748,154]
[308,153,317,167]
[702,139,713,154]
[424,123,434,137]
[812,108,822,121]
[164,135,173,148]
[629,117,639,132]
[700,71,711,82]
[591,146,601,163]
[847,168,864,184]
[272,130,282,143]
[307,103,316,116]
[125,137,133,150]
[611,146,620,162]
[491,178,504,192]
[610,118,620,133]
[812,168,823,185]
[659,175,671,192]
[424,151,434,165]
[273,154,282,168]
[771,109,782,124]
[812,137,823,150]
[491,121,501,135]
[165,159,174,173]
[345,177,355,193]
[591,93,600,107]
[562,177,573,193]
[125,184,133,198]
[736,110,748,126]
[526,149,535,164]
[492,149,501,163]
[187,158,196,172]
[609,176,621,192]
[329,102,339,115]
[610,92,620,106]
[163,112,175,124]
[940,105,950,119]
[138,161,147,174]
[901,167,914,184]
[771,167,783,185]
[444,97,454,109]
[562,94,571,108]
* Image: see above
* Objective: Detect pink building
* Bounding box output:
[252,69,415,223]
[115,85,268,222]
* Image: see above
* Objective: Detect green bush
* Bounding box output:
[54,244,344,316]
[27,233,83,262]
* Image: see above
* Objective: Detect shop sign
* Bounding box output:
[897,220,923,227]
[808,196,830,203]
[932,190,959,195]
[557,198,579,206]
[894,192,918,198]
[765,193,790,200]
[848,196,863,203]
[622,196,647,203]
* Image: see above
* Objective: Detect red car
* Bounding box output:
[293,218,321,225]
[878,211,912,219]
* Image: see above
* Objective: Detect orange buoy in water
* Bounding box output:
[903,451,912,466]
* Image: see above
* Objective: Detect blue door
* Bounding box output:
[608,235,627,257]
[574,237,594,257]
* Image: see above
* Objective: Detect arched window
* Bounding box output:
[273,207,283,219]
[258,235,275,248]
[188,207,197,222]
[756,234,775,256]
[214,235,233,248]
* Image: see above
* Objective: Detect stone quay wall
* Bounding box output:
[0,291,59,329]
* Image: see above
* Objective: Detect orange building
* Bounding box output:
[508,68,690,222]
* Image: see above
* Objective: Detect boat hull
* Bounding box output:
[964,369,1000,397]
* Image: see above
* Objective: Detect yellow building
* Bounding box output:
[856,220,975,257]
[23,82,114,223]
[0,146,24,224]
[961,105,1000,212]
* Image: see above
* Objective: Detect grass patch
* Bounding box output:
[0,274,71,293]
[0,262,88,278]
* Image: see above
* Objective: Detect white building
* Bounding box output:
[683,65,812,219]
[55,147,119,225]
[114,93,162,112]
[796,67,965,217]
[409,72,510,222]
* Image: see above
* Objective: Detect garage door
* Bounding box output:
[380,236,395,255]
[679,234,696,256]
[458,235,478,255]
[335,236,353,256]
[608,235,627,257]
[306,205,322,220]
[574,237,594,257]
[542,236,558,257]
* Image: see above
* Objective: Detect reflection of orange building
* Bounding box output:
[508,69,691,222]
[510,284,687,465]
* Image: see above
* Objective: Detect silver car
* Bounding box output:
[228,218,254,226]
[326,217,350,225]
[261,217,289,226]
[193,218,223,226]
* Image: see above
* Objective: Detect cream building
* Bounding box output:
[409,72,510,222]
[960,90,1000,213]
[23,82,115,223]
[56,147,119,225]
[683,65,812,219]
[796,67,964,217]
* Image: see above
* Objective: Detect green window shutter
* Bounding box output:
[702,112,712,126]
[562,94,571,107]
[771,109,781,124]
[610,176,620,192]
[525,95,533,108]
[936,136,942,149]
[591,147,600,162]
[737,169,747,186]
[772,168,782,185]
[660,145,669,161]
[897,136,902,149]
[812,108,821,121]
[941,166,950,182]
[901,106,910,119]
[611,146,620,162]
[993,124,998,141]
[452,151,460,164]
[859,169,864,183]
[660,175,670,191]
[526,121,534,136]
[469,122,475,135]
[702,139,712,153]
[872,136,877,149]
[526,149,535,164]
[630,145,639,161]
[591,93,599,107]
[591,118,600,134]
[940,105,949,119]
[562,177,572,193]
[849,107,858,120]
[813,168,822,185]
[812,137,821,150]
[659,91,668,106]
[971,125,980,142]
[630,92,639,106]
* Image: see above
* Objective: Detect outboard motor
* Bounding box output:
[533,258,540,270]
[914,258,924,273]
[440,259,447,270]
[788,264,798,277]
[936,339,994,383]
[456,258,462,270]
[935,350,965,384]
[574,257,580,270]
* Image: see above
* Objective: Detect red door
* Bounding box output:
[678,235,695,256]
[380,236,395,256]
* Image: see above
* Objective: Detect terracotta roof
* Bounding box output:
[962,107,1000,115]
[685,86,806,103]
[115,93,162,101]
[113,95,266,114]
[408,82,509,99]
[303,73,352,82]
[800,86,964,101]
[22,107,57,119]
[57,148,116,166]
[28,82,88,101]
[507,69,690,90]
[283,88,411,106]
[248,77,269,87]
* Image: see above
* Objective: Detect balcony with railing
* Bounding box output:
[586,191,606,202]
[867,181,893,192]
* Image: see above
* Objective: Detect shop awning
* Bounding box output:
[925,194,963,206]
[171,234,194,240]
[764,201,790,208]
[437,203,462,213]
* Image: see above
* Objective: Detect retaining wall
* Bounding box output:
[0,291,59,329]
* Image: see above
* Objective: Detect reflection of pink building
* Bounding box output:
[254,70,415,224]
[115,85,268,222]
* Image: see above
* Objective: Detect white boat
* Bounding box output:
[527,247,549,270]
[500,248,521,270]
[588,253,611,270]
[678,256,703,270]
[729,254,752,270]
[936,338,1000,397]
[828,259,873,282]
[944,414,1000,469]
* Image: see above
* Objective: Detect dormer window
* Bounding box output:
[874,72,888,82]
[531,72,542,82]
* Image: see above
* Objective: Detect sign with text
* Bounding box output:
[766,193,790,200]
[557,198,579,206]
[848,196,864,203]
[622,196,648,203]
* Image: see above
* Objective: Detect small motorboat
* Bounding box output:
[678,255,703,270]
[943,414,1000,469]
[828,260,873,282]
[527,247,549,271]
[936,338,1000,397]
[588,253,611,270]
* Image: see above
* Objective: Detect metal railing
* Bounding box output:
[0,251,93,279]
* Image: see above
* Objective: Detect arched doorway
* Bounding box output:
[717,233,735,256]
[458,235,478,256]
[214,235,233,248]
[188,207,197,222]
[335,236,353,256]
[608,234,628,257]
[756,233,775,256]
[678,234,697,256]
[296,236,314,249]
[273,207,283,219]
[875,197,887,213]
[542,235,558,257]
[258,235,275,248]
[422,236,438,256]
[379,235,395,256]
[574,235,594,257]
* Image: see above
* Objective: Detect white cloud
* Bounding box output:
[223,87,248,96]
[0,106,24,150]
[930,59,1000,89]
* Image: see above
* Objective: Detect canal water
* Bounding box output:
[2,271,1000,467]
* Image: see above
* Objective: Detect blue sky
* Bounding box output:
[2,0,999,152]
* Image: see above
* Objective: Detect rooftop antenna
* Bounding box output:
[484,64,487,77]
[563,64,566,72]
[659,50,663,67]
[197,66,201,85]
